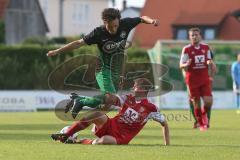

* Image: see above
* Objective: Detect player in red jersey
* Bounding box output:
[51,78,170,145]
[182,50,216,129]
[180,28,216,131]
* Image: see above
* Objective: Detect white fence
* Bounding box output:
[0,91,237,111]
[0,91,67,111]
[150,91,236,109]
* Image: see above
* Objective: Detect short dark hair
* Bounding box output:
[189,27,201,34]
[102,8,121,22]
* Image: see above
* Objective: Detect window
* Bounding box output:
[176,29,188,40]
[204,28,215,40]
[72,3,89,24]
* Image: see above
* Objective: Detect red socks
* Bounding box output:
[81,139,94,145]
[194,108,203,126]
[201,106,209,126]
[66,119,90,137]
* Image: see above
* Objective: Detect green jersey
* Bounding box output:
[83,17,141,93]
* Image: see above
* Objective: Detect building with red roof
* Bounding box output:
[134,0,240,48]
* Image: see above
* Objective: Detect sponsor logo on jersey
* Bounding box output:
[201,49,205,53]
[194,55,205,63]
[102,40,127,54]
[120,108,139,124]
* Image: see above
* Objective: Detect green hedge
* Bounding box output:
[23,36,84,45]
[0,45,150,89]
[1,43,236,90]
[0,21,4,44]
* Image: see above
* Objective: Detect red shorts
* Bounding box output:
[94,117,134,144]
[187,82,212,100]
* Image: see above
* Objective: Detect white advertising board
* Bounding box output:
[0,91,237,111]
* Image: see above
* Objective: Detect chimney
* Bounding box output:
[123,0,127,10]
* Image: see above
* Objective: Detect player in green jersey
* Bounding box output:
[47,8,159,118]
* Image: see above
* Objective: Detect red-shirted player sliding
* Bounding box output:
[180,28,216,131]
[51,78,170,145]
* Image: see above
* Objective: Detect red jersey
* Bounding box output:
[113,94,158,137]
[180,43,212,86]
[94,94,165,144]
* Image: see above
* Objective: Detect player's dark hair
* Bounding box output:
[102,8,121,22]
[189,27,201,34]
[134,78,153,91]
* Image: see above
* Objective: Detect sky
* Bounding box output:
[113,0,146,9]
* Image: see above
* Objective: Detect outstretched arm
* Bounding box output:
[140,16,159,26]
[47,39,86,56]
[161,121,170,146]
[149,112,170,145]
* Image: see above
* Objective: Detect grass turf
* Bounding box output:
[0,110,239,160]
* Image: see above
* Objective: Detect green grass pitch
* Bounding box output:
[0,110,239,160]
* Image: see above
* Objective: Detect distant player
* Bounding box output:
[231,53,240,114]
[180,27,216,131]
[51,78,170,145]
[182,50,216,128]
[47,8,159,118]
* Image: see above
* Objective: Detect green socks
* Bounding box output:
[189,100,197,123]
[77,94,105,108]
